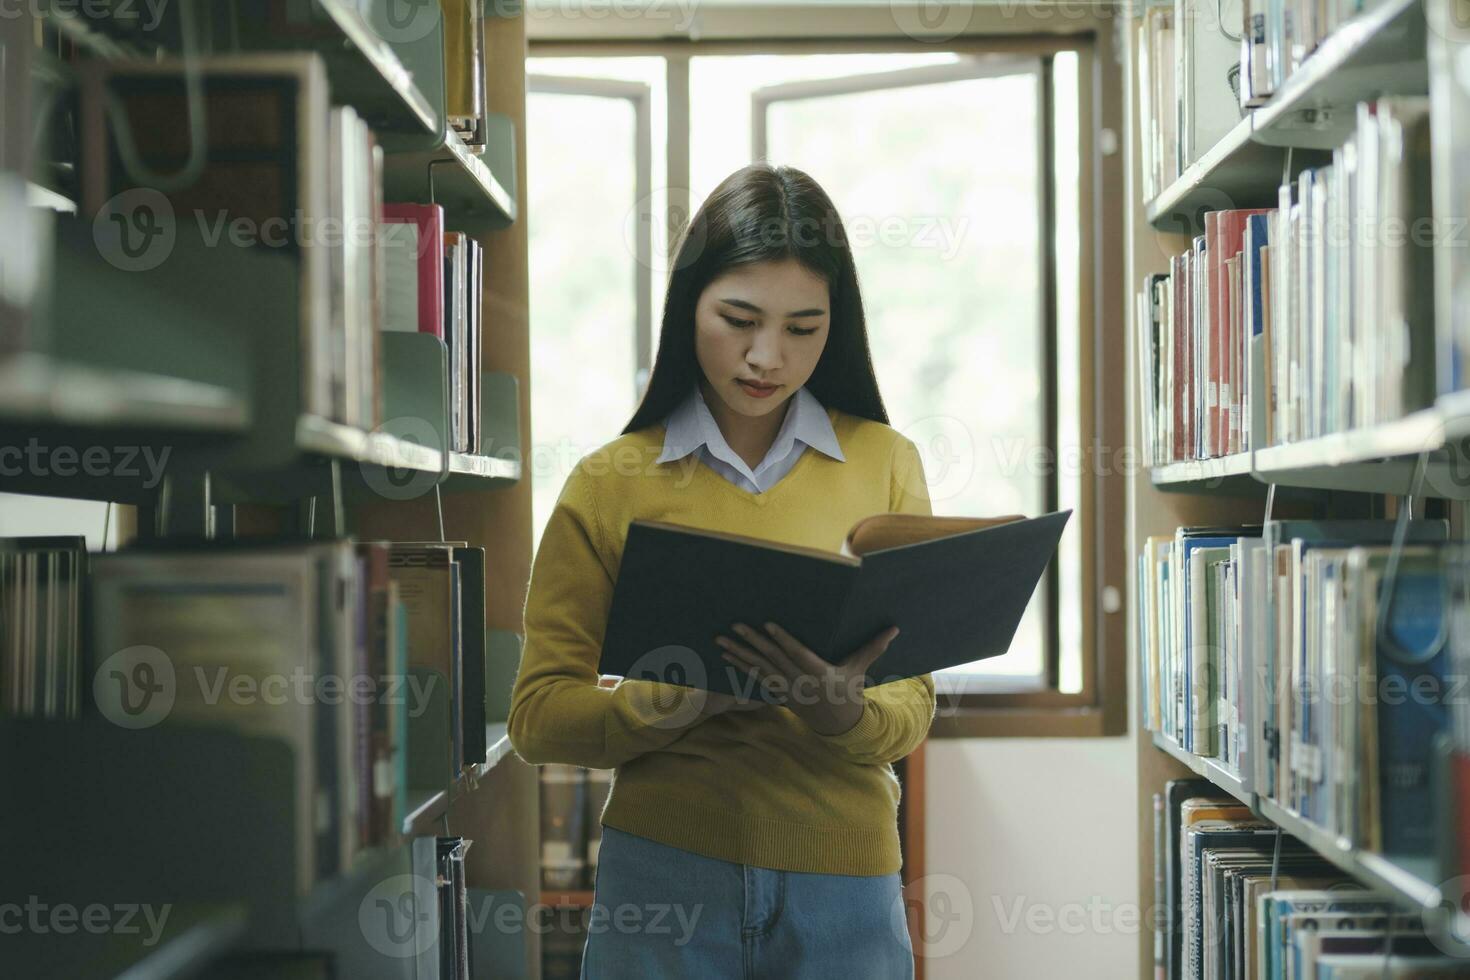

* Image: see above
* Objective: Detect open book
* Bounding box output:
[598,509,1072,700]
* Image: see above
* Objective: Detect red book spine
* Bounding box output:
[382,202,446,339]
[1219,209,1272,453]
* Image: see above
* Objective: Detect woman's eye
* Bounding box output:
[789,326,818,337]
[722,315,755,329]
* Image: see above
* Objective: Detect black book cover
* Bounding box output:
[453,546,487,765]
[599,509,1071,700]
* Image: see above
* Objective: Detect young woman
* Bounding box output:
[508,162,936,978]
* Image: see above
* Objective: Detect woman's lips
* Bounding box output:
[737,380,780,398]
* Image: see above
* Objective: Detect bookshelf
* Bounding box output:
[3,4,539,978]
[1126,0,1470,974]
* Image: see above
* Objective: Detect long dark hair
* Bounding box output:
[621,163,889,434]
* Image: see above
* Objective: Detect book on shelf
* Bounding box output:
[382,206,484,454]
[1135,0,1178,201]
[537,764,612,892]
[1271,100,1435,441]
[1174,0,1242,178]
[0,536,86,720]
[453,545,488,764]
[442,0,487,151]
[1140,521,1454,874]
[444,230,482,454]
[326,103,386,430]
[89,542,346,893]
[388,541,465,775]
[437,836,474,980]
[87,539,419,894]
[1136,98,1436,464]
[1139,0,1408,201]
[540,763,587,890]
[382,202,447,340]
[599,510,1071,700]
[1429,7,1470,400]
[77,54,343,425]
[1153,780,1467,980]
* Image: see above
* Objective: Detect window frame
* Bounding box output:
[527,19,1128,740]
[749,54,1063,697]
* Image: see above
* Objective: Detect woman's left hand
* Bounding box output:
[714,621,900,737]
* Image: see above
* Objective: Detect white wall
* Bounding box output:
[923,734,1140,980]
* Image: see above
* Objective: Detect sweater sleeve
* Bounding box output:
[814,436,938,766]
[507,463,709,769]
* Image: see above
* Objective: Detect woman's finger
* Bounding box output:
[728,623,788,666]
[761,622,829,676]
[719,639,772,680]
[746,623,806,678]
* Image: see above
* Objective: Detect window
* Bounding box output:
[526,28,1125,737]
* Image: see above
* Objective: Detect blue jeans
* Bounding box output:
[580,825,915,979]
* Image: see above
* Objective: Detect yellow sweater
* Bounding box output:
[507,404,937,876]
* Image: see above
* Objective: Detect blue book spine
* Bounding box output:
[1377,570,1449,857]
[1247,214,1269,337]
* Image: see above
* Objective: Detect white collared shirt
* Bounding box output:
[655,384,846,493]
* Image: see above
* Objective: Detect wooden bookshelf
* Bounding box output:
[1126,0,1470,973]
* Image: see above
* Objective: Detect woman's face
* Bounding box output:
[693,257,831,420]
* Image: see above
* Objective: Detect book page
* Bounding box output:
[840,513,1027,558]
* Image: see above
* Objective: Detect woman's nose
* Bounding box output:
[746,334,782,370]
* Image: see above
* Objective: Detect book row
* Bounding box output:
[0,536,498,895]
[1153,779,1470,979]
[0,537,84,719]
[1138,520,1455,860]
[1137,0,1392,201]
[1135,98,1438,465]
[540,764,614,891]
